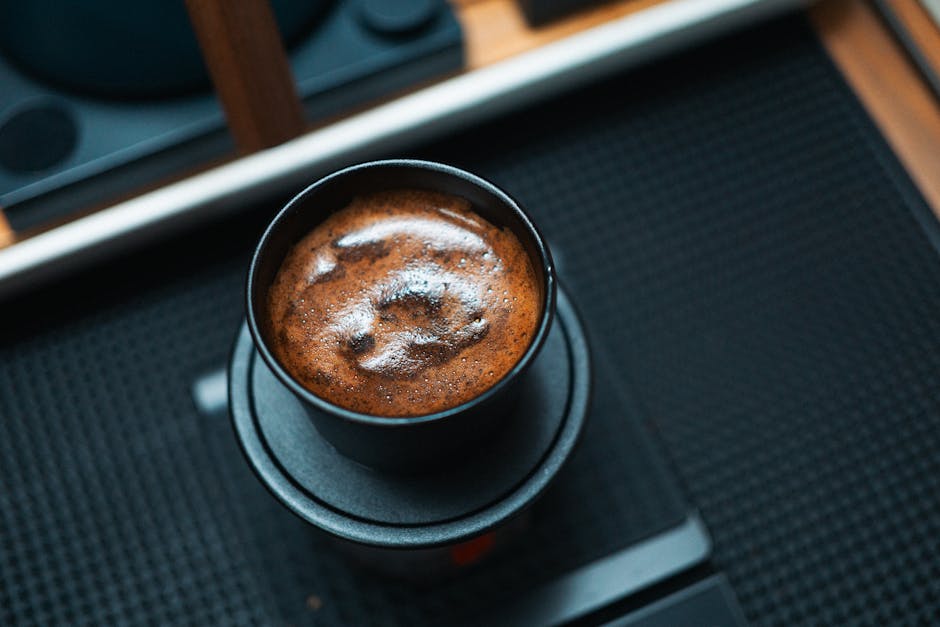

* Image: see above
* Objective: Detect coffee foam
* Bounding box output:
[267,189,541,416]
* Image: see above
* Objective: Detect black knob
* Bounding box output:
[0,103,77,173]
[357,0,438,37]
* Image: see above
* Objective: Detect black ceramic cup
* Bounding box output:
[247,160,556,473]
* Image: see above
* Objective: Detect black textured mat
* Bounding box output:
[2,13,940,626]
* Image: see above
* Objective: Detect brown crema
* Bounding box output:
[266,188,541,416]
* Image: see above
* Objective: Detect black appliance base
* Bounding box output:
[229,287,590,541]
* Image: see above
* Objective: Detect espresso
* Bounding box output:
[266,188,541,417]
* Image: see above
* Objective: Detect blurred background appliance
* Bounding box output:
[0,0,462,228]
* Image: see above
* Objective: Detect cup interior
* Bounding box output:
[247,160,555,421]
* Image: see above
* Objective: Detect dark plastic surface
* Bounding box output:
[246,161,556,472]
[3,14,940,626]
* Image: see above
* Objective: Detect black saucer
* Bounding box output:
[230,287,590,548]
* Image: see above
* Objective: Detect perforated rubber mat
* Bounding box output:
[2,13,940,626]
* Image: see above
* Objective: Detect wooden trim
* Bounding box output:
[455,0,665,69]
[878,0,940,78]
[810,0,940,219]
[0,209,13,247]
[185,0,306,152]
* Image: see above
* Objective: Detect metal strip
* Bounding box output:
[0,0,806,298]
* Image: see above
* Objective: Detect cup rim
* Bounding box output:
[246,159,556,427]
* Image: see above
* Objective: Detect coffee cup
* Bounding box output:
[246,159,556,472]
